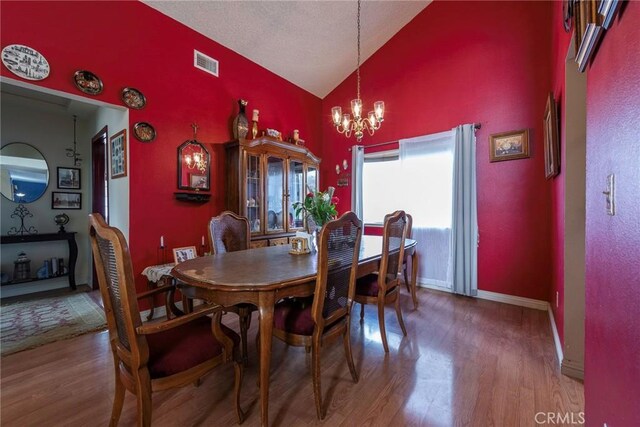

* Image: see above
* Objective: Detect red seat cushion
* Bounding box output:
[356,273,380,297]
[273,297,315,336]
[146,316,239,379]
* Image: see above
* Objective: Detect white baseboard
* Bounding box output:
[548,306,564,368]
[476,289,549,311]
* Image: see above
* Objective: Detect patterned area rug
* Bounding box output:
[1,292,106,356]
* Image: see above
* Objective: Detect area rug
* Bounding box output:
[1,292,106,356]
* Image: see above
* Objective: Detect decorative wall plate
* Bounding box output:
[133,122,156,142]
[73,70,103,95]
[1,44,50,80]
[121,87,146,109]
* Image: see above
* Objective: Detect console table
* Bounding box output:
[1,232,78,290]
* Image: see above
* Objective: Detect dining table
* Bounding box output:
[171,235,417,426]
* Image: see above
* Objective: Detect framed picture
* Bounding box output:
[173,246,197,264]
[189,174,208,189]
[544,93,560,179]
[57,167,81,189]
[110,129,127,179]
[52,192,82,210]
[574,0,603,72]
[489,129,530,162]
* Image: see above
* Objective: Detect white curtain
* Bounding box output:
[399,131,455,289]
[351,145,364,219]
[451,124,478,296]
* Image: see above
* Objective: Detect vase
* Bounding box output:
[232,99,249,140]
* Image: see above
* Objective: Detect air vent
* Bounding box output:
[194,50,219,77]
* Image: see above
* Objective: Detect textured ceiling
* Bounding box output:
[143,1,430,98]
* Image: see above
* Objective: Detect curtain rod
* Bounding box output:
[348,123,481,151]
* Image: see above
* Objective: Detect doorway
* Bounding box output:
[91,126,108,290]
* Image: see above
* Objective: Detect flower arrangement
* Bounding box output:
[293,186,339,230]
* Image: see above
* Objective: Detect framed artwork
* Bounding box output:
[57,167,81,189]
[173,246,197,264]
[489,129,530,162]
[110,129,127,179]
[189,174,208,189]
[574,0,603,72]
[543,93,560,179]
[52,192,81,209]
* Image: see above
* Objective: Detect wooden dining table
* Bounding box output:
[171,235,417,427]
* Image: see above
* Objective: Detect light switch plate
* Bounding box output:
[604,174,615,215]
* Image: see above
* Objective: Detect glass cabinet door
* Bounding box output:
[266,156,285,233]
[288,160,305,230]
[245,153,262,234]
[307,165,318,193]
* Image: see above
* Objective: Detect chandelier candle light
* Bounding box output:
[331,0,384,142]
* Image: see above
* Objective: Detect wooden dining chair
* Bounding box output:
[271,211,363,419]
[89,213,243,427]
[402,214,418,309]
[355,210,408,353]
[208,210,257,362]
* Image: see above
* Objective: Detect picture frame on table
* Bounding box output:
[543,93,560,179]
[189,174,208,189]
[52,192,82,210]
[173,246,197,264]
[489,129,530,162]
[57,167,81,189]
[110,129,127,179]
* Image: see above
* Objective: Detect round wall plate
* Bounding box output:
[133,122,156,142]
[1,44,50,80]
[121,87,146,109]
[73,70,103,95]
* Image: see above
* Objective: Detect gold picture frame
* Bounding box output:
[489,129,530,162]
[543,93,560,179]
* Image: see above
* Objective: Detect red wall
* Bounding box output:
[322,0,554,300]
[0,1,322,298]
[584,3,640,425]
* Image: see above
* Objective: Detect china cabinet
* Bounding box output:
[225,136,320,247]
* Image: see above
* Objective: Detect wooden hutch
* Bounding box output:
[225,136,320,248]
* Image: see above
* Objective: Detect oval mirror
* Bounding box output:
[0,142,50,203]
[177,139,210,191]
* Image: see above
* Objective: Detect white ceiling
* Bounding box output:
[143,1,430,98]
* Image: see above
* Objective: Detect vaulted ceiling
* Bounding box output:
[143,1,431,98]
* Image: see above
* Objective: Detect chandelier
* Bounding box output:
[184,123,207,173]
[331,0,384,142]
[65,115,82,166]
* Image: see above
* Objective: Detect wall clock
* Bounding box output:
[1,44,50,80]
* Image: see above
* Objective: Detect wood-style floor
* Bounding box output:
[0,288,583,426]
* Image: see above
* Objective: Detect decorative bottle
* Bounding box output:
[232,99,249,140]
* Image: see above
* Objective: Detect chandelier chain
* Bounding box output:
[356,0,361,101]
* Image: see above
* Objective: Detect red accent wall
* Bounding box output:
[548,0,574,345]
[0,1,322,299]
[322,0,554,300]
[584,3,640,425]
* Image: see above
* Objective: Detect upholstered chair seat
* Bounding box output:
[273,297,316,336]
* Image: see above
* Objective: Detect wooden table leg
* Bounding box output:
[258,291,275,427]
[411,251,419,309]
[146,279,156,321]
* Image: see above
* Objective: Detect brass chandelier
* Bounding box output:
[331,0,385,142]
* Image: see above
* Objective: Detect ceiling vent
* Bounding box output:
[194,50,219,77]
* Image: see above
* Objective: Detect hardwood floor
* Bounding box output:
[0,289,583,426]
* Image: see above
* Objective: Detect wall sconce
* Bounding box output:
[184,123,207,173]
[65,115,82,166]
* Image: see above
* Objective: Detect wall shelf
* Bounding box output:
[2,273,69,287]
[174,192,211,203]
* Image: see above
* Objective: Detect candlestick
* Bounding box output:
[201,235,205,246]
[160,235,164,248]
[252,109,259,122]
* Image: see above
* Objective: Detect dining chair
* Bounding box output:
[208,210,257,362]
[89,213,243,426]
[271,211,362,419]
[402,213,418,309]
[355,210,408,353]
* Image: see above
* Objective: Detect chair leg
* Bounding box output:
[233,361,244,424]
[360,302,365,321]
[403,263,411,293]
[135,370,152,427]
[238,307,251,364]
[377,298,389,353]
[343,316,359,383]
[394,293,407,336]
[109,371,126,427]
[311,335,324,420]
[411,251,419,310]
